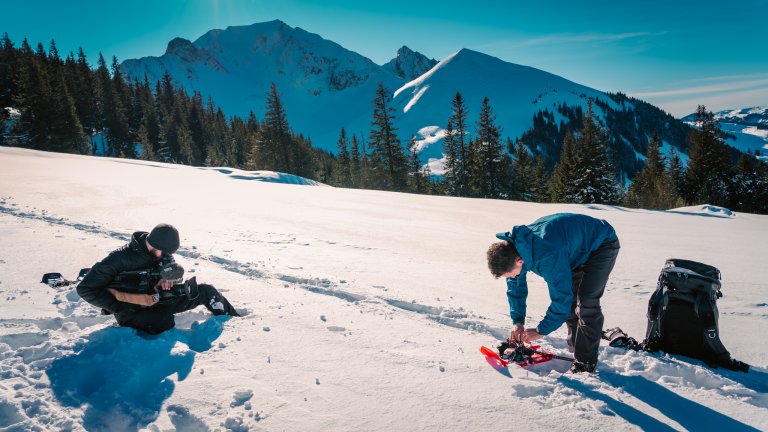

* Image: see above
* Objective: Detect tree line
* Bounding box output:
[0,35,322,178]
[2,35,766,214]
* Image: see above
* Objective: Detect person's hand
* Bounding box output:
[155,279,174,291]
[522,328,543,342]
[510,324,525,342]
[511,325,542,343]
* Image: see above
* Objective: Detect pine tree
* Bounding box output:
[667,146,685,196]
[349,133,362,188]
[729,154,768,213]
[444,92,470,196]
[510,139,536,200]
[70,47,98,134]
[94,53,130,156]
[238,112,259,168]
[407,136,427,193]
[291,133,317,179]
[624,131,682,209]
[530,157,551,202]
[258,83,293,172]
[48,72,87,153]
[0,33,19,109]
[335,128,353,187]
[137,124,154,160]
[368,82,407,191]
[12,39,59,149]
[176,121,194,164]
[567,100,619,204]
[548,130,578,202]
[682,105,733,206]
[470,96,508,198]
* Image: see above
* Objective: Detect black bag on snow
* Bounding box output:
[643,258,748,372]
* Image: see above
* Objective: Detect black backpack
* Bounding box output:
[643,259,747,371]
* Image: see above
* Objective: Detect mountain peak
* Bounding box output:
[383,46,437,81]
[453,48,503,63]
[166,37,194,55]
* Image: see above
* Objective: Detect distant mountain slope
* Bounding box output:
[389,48,620,159]
[683,106,768,160]
[122,20,706,176]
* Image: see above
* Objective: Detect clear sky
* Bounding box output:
[2,0,766,117]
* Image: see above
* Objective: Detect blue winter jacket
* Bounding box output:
[496,213,618,335]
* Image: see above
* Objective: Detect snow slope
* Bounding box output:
[391,48,618,160]
[1,147,767,431]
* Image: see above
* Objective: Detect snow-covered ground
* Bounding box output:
[0,147,766,431]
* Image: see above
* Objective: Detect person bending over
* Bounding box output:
[487,213,620,373]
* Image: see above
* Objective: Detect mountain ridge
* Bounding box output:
[120,20,745,175]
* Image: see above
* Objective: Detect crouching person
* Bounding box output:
[77,223,240,335]
[487,213,620,373]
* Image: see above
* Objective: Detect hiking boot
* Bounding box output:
[569,361,597,373]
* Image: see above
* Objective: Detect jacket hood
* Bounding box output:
[129,231,151,255]
[496,225,536,263]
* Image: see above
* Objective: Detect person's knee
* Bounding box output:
[576,304,603,320]
[197,283,216,298]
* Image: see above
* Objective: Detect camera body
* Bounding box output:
[109,256,194,301]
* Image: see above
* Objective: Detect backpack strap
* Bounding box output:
[694,292,734,366]
[643,280,667,352]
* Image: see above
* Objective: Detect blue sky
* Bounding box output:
[2,0,766,116]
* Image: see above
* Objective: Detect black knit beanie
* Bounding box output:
[147,223,180,254]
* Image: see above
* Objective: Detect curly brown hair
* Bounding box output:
[487,241,520,278]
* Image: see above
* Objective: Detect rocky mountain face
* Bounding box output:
[382,46,438,81]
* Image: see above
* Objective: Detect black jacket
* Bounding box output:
[77,231,159,313]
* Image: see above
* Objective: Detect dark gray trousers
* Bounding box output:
[566,239,620,364]
[115,283,239,335]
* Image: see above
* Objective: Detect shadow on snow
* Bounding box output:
[47,316,229,432]
[560,371,760,432]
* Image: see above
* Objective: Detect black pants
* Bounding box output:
[566,239,620,364]
[115,283,239,335]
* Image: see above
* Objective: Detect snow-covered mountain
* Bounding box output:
[122,20,703,175]
[1,146,767,431]
[390,48,620,160]
[122,20,403,150]
[121,21,622,156]
[382,46,438,81]
[683,106,768,160]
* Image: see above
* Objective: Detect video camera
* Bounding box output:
[109,256,198,302]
